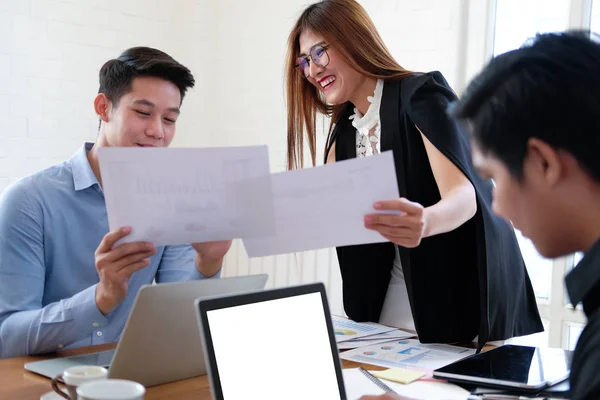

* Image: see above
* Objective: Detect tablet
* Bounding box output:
[433,345,573,392]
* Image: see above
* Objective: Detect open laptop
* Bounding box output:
[195,283,347,400]
[24,274,268,387]
[433,344,573,393]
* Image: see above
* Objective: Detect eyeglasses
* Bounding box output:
[295,44,330,78]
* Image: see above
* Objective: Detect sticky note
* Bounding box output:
[371,368,425,384]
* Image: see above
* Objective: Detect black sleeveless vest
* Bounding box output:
[325,71,543,347]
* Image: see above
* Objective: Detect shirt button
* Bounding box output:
[96,331,103,337]
[57,344,64,349]
[92,322,99,328]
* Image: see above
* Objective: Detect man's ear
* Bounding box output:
[525,138,563,187]
[94,94,112,124]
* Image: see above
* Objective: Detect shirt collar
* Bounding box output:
[566,238,600,313]
[71,142,100,192]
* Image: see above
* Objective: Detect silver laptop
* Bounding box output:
[24,274,268,387]
[195,283,347,400]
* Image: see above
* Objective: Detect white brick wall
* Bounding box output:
[0,0,490,315]
[201,0,470,171]
[0,0,214,192]
[0,0,481,190]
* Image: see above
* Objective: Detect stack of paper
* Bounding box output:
[333,316,397,342]
[332,315,415,349]
[337,330,417,350]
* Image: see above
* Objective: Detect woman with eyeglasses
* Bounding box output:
[285,0,543,347]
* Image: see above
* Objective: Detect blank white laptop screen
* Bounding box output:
[199,284,345,400]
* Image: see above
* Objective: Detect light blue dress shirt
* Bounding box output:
[0,143,217,358]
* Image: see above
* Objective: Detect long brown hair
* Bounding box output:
[286,0,413,169]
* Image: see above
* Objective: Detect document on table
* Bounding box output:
[332,315,397,343]
[382,379,470,400]
[98,146,275,246]
[343,368,470,400]
[337,330,416,350]
[242,151,399,257]
[340,339,475,370]
[343,368,388,399]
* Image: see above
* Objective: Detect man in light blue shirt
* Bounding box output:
[0,47,231,358]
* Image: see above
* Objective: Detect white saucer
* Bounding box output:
[40,388,68,400]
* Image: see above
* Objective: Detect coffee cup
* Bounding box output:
[76,379,145,400]
[51,365,108,399]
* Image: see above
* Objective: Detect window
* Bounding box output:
[493,0,570,56]
[591,0,600,32]
[493,0,590,349]
[565,322,585,350]
[515,232,553,300]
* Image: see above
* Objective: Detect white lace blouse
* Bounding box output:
[351,79,416,333]
[351,79,383,158]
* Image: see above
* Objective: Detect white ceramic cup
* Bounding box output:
[51,365,109,399]
[76,379,145,400]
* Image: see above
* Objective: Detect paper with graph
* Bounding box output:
[332,315,397,343]
[340,339,475,370]
[337,330,416,350]
[242,151,399,257]
[98,146,274,246]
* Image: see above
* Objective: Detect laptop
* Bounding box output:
[24,274,268,387]
[195,282,347,400]
[433,344,573,392]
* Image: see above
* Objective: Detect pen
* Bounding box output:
[468,395,547,400]
[358,367,397,394]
